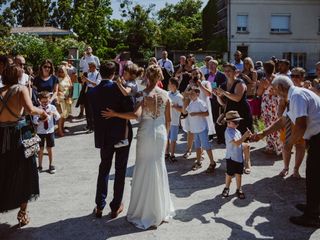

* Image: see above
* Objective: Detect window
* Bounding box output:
[237,15,248,32]
[283,52,306,68]
[271,15,290,33]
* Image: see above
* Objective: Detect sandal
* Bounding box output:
[206,163,216,173]
[222,187,230,197]
[169,155,178,163]
[93,207,103,218]
[17,210,30,227]
[279,168,289,177]
[165,153,170,160]
[236,189,245,199]
[182,151,192,159]
[244,168,251,174]
[191,161,202,171]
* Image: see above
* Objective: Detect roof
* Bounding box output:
[10,27,75,37]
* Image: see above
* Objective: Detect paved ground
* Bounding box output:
[1,109,319,240]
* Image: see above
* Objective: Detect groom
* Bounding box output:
[88,61,134,218]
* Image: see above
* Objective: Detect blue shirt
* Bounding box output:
[33,75,58,93]
[225,127,243,163]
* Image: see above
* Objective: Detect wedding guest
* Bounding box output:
[56,65,73,136]
[185,88,216,173]
[200,56,213,76]
[174,55,186,75]
[14,55,30,87]
[166,77,184,162]
[177,54,195,93]
[0,64,48,226]
[231,50,244,71]
[205,59,227,144]
[33,91,60,174]
[252,75,320,228]
[33,59,59,105]
[0,55,10,87]
[222,111,251,199]
[79,46,100,73]
[256,61,282,155]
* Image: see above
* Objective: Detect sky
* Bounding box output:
[1,0,209,20]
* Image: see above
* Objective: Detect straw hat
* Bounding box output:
[224,110,243,122]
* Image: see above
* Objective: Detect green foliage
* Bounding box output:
[157,0,203,50]
[49,0,73,29]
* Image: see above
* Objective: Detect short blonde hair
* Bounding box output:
[146,64,164,84]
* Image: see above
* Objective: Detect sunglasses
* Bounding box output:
[43,65,51,69]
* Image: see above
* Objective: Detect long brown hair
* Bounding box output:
[2,64,22,85]
[39,59,54,77]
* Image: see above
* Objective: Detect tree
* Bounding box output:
[1,0,51,27]
[49,0,73,29]
[121,2,159,60]
[72,0,112,53]
[157,0,203,50]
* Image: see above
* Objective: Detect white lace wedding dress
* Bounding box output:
[127,87,175,229]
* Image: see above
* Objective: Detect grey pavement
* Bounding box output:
[1,109,320,240]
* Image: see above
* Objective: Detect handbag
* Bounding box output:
[21,116,41,159]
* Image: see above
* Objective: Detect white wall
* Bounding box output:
[229,0,320,70]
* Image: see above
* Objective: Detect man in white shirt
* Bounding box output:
[14,55,30,86]
[231,50,244,71]
[253,75,320,228]
[200,56,213,76]
[158,51,174,75]
[79,46,100,73]
[82,62,102,133]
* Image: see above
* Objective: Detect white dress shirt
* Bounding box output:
[158,58,174,74]
[186,98,208,133]
[87,70,102,88]
[286,86,320,139]
[33,104,60,134]
[169,90,183,126]
[79,55,100,73]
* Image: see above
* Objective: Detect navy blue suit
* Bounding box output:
[88,80,134,211]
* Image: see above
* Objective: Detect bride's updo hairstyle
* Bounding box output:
[146,64,164,85]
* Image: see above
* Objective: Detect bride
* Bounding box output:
[102,64,175,229]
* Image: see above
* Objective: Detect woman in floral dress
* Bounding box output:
[257,61,282,155]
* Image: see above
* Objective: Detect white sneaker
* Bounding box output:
[114,139,129,148]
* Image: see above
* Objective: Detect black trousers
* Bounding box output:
[95,129,132,211]
[84,89,94,130]
[211,98,226,143]
[305,132,320,218]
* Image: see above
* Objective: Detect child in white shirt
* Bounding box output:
[33,91,60,174]
[185,88,216,173]
[166,77,184,162]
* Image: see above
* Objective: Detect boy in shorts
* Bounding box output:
[222,110,251,199]
[33,91,60,174]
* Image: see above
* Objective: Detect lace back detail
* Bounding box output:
[141,87,168,120]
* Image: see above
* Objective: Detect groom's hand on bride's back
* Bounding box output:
[101,108,116,119]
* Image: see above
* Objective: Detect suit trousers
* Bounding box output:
[211,98,226,143]
[305,132,320,218]
[84,89,94,130]
[95,142,131,211]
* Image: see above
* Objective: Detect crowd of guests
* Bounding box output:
[1,47,320,228]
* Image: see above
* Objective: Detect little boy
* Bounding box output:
[222,110,251,199]
[33,91,60,174]
[185,88,216,173]
[166,77,184,162]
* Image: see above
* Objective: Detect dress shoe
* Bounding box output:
[289,215,320,228]
[93,207,103,218]
[111,203,124,219]
[295,203,306,212]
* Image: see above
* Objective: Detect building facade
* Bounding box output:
[214,0,320,71]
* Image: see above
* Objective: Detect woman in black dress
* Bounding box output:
[0,63,48,226]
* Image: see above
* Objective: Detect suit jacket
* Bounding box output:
[88,80,134,148]
[205,70,227,87]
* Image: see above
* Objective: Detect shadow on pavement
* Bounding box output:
[0,214,145,240]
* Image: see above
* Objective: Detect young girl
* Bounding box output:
[115,63,144,148]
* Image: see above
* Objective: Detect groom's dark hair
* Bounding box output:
[100,61,116,79]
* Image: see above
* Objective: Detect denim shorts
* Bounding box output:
[169,125,179,142]
[194,128,211,150]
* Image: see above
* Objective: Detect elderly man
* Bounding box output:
[14,55,29,86]
[253,75,320,228]
[231,50,244,71]
[200,56,213,76]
